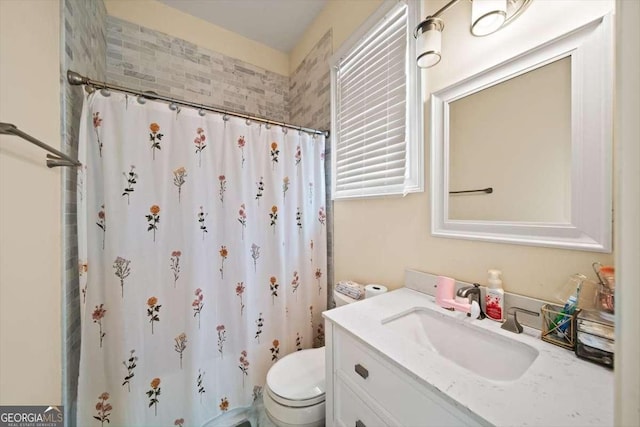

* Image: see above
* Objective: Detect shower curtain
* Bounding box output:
[76,91,327,427]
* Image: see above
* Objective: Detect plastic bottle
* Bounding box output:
[485,269,505,321]
[599,265,615,290]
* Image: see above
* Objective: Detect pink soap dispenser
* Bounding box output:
[485,269,505,321]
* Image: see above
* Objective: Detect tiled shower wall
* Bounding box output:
[105,16,290,123]
[105,16,333,131]
[289,29,332,132]
[61,0,106,425]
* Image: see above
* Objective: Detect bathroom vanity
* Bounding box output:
[323,287,613,426]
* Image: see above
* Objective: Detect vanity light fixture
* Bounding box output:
[416,17,445,68]
[415,0,532,68]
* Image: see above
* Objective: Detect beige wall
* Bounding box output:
[289,0,383,73]
[614,0,640,424]
[334,0,614,301]
[0,0,62,405]
[104,0,289,76]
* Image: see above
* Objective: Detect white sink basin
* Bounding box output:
[382,307,539,381]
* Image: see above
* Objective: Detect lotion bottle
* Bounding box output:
[485,269,505,321]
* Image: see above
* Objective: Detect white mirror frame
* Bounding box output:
[431,15,613,252]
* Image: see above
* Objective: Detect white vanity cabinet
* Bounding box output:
[323,286,613,426]
[325,322,486,427]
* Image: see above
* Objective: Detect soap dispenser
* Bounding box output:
[485,269,505,322]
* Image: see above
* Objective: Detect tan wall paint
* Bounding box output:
[289,0,383,74]
[334,0,614,301]
[104,0,290,76]
[0,0,62,405]
[614,0,640,423]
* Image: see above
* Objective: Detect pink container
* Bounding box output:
[435,275,473,314]
[435,276,456,306]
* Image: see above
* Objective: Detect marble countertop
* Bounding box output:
[323,288,613,427]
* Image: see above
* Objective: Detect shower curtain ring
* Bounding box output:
[100,84,111,97]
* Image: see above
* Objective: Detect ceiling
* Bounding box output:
[158,0,328,53]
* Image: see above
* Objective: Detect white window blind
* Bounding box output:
[332,1,422,199]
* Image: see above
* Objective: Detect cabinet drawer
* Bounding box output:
[335,378,388,427]
[334,328,480,426]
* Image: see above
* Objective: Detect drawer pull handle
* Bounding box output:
[356,420,366,427]
[354,363,369,379]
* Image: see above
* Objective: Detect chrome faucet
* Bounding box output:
[456,283,485,319]
[501,307,540,334]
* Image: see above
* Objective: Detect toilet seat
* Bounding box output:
[266,347,325,406]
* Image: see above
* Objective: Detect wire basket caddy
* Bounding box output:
[541,303,581,350]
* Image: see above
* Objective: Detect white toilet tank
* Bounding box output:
[333,289,360,307]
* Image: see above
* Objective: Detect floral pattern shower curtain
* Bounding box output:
[77,91,327,426]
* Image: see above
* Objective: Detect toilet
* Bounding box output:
[263,290,359,427]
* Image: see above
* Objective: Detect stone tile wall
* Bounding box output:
[61,0,107,425]
[105,16,332,132]
[289,30,332,131]
[105,16,290,123]
[289,30,334,304]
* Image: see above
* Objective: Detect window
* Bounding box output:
[331,0,423,199]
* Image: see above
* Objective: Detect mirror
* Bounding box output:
[448,57,571,223]
[430,15,612,252]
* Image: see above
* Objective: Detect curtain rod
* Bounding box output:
[67,70,329,138]
[0,122,81,168]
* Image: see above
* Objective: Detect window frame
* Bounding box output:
[330,0,423,200]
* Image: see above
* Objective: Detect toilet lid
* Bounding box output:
[266,347,325,402]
